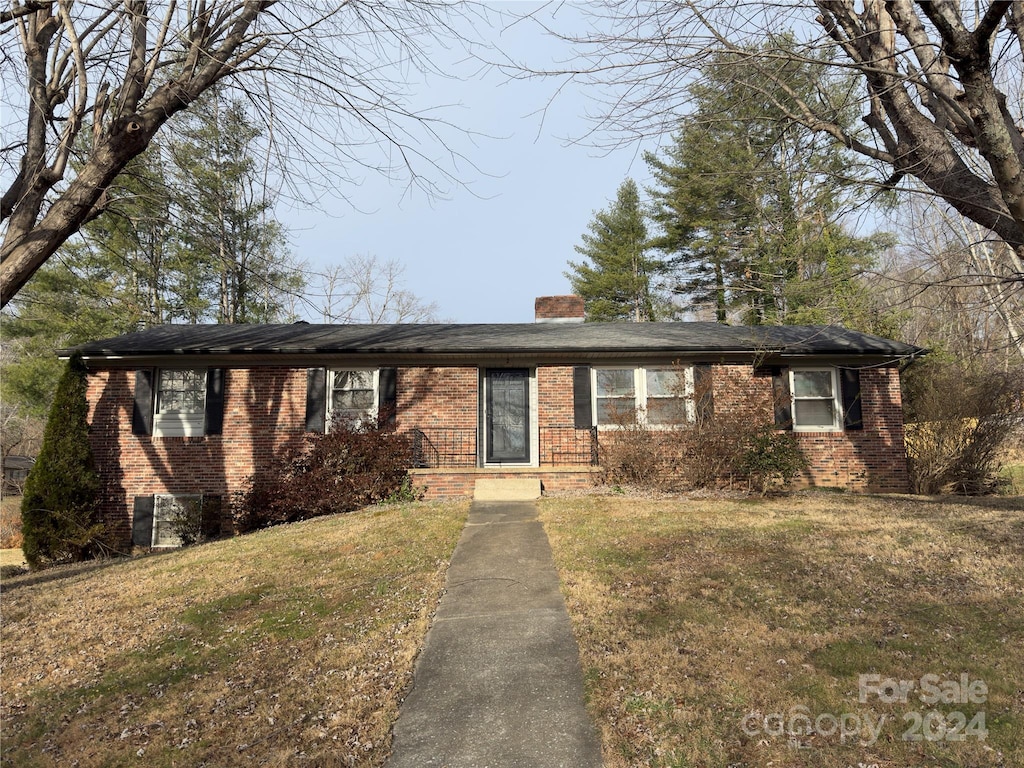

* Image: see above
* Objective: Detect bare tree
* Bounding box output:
[537,1,1024,283]
[1,1,487,306]
[313,254,440,323]
[871,195,1024,361]
[0,341,45,477]
[0,401,44,470]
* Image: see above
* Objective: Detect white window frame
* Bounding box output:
[790,367,843,432]
[154,369,207,437]
[328,368,379,429]
[153,494,202,548]
[592,366,694,428]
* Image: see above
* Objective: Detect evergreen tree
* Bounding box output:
[168,92,302,323]
[20,355,103,568]
[646,123,754,323]
[80,146,179,325]
[566,178,665,322]
[646,38,886,327]
[2,93,304,415]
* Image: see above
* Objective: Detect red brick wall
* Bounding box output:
[709,364,909,493]
[87,367,308,546]
[85,361,910,542]
[395,367,478,431]
[715,363,776,415]
[793,365,909,492]
[537,366,574,424]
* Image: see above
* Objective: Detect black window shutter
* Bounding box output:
[204,368,225,435]
[132,495,155,546]
[840,368,864,431]
[693,363,714,422]
[378,367,398,426]
[771,367,793,429]
[200,495,223,539]
[573,366,593,429]
[132,369,156,436]
[305,368,327,433]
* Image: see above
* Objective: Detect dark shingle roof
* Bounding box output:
[67,322,924,360]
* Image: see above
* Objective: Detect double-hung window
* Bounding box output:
[153,494,202,547]
[329,369,378,426]
[154,369,207,436]
[305,367,395,433]
[595,368,637,425]
[134,367,223,438]
[593,366,692,427]
[644,367,690,426]
[790,368,842,431]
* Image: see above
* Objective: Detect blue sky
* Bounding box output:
[283,3,661,323]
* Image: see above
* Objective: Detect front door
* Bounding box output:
[486,369,530,463]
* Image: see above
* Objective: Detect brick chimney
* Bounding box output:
[535,295,585,323]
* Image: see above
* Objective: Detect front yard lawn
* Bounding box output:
[5,491,1021,767]
[1,500,469,768]
[540,492,1024,768]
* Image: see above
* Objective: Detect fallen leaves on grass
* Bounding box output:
[541,492,1024,768]
[1,501,468,768]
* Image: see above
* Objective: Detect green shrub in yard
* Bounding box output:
[383,474,425,504]
[235,415,415,532]
[20,354,104,568]
[737,426,807,495]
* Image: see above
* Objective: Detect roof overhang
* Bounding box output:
[60,322,928,369]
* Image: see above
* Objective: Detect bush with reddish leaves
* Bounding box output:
[235,417,416,532]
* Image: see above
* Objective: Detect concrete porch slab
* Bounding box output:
[473,477,542,501]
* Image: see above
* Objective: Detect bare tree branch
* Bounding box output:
[519,0,1024,281]
[0,0,54,26]
[1,1,492,306]
[312,254,440,324]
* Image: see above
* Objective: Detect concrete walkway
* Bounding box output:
[386,500,603,767]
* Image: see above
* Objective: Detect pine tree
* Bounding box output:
[646,38,886,327]
[2,93,305,416]
[646,123,754,323]
[566,178,665,322]
[20,355,104,568]
[168,92,301,323]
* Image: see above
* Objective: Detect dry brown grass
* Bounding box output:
[0,494,24,549]
[539,492,1024,768]
[0,548,26,568]
[1,500,469,768]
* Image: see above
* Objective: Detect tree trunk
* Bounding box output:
[1,121,153,305]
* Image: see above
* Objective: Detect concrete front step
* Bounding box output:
[473,477,542,501]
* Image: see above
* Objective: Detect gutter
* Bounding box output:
[897,347,930,376]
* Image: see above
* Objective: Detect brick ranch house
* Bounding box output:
[67,296,924,549]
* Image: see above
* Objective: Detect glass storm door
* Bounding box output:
[486,369,530,463]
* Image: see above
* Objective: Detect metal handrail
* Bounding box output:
[407,425,599,469]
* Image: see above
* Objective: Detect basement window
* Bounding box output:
[152,494,202,548]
